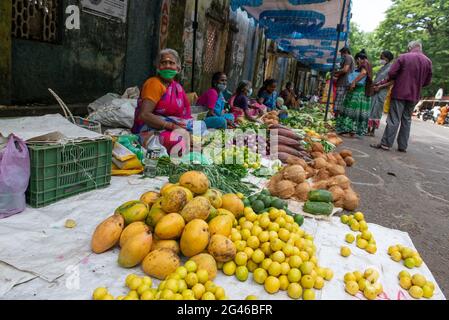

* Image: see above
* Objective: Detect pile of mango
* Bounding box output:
[90,171,245,291]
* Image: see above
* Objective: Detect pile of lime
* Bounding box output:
[221,205,333,300]
[340,212,377,255]
[388,244,423,269]
[398,270,435,299]
[243,190,304,227]
[344,268,383,300]
[92,261,228,300]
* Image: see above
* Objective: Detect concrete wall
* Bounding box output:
[9,0,162,105]
[124,0,162,90]
[180,0,231,95]
[0,0,12,104]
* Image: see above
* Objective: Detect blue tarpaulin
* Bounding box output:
[231,0,352,71]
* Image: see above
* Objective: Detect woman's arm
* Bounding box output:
[350,68,368,89]
[139,99,179,130]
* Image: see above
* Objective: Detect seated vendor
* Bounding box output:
[230,80,263,122]
[197,72,235,129]
[257,79,278,111]
[276,97,289,120]
[131,48,192,154]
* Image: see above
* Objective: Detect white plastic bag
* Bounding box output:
[0,134,30,218]
[88,96,137,129]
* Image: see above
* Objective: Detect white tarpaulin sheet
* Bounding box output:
[0,176,445,300]
[0,114,104,142]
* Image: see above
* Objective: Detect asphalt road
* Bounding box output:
[340,117,449,297]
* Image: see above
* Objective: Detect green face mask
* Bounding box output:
[158,69,178,80]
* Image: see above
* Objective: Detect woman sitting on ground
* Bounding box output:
[131,48,194,154]
[229,80,263,122]
[257,79,279,111]
[197,72,235,129]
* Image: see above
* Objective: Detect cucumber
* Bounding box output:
[303,201,333,216]
[308,190,333,203]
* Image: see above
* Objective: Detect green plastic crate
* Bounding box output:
[26,139,113,208]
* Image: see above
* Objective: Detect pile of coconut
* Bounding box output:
[267,148,360,211]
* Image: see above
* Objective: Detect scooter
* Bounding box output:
[421,109,433,122]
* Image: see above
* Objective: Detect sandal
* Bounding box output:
[370,143,390,151]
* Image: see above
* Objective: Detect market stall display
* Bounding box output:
[0,107,446,301]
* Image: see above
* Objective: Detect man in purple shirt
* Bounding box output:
[371,41,432,152]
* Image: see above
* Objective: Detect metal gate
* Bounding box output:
[11,0,60,43]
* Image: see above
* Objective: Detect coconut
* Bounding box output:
[340,149,353,158]
[328,175,351,190]
[326,153,338,164]
[295,182,311,201]
[343,189,360,211]
[313,158,327,170]
[311,180,329,190]
[313,169,331,182]
[329,186,345,202]
[283,165,306,184]
[268,173,284,196]
[345,157,355,167]
[305,166,316,179]
[327,164,346,177]
[311,152,325,159]
[334,199,344,208]
[286,156,308,169]
[312,142,324,153]
[274,180,297,199]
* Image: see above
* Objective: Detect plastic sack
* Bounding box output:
[0,134,30,218]
[145,134,169,158]
[87,93,137,129]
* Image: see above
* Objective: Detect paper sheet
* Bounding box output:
[0,114,104,142]
[0,176,446,300]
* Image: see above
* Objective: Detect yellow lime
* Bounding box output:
[252,249,265,264]
[303,289,315,300]
[279,275,290,291]
[215,286,226,300]
[92,287,108,300]
[192,283,206,300]
[314,276,325,290]
[223,261,237,276]
[404,258,416,269]
[253,268,268,284]
[354,212,364,221]
[363,285,378,300]
[345,233,355,243]
[185,272,198,288]
[287,283,303,299]
[340,246,351,257]
[300,275,315,289]
[345,281,359,296]
[412,274,427,287]
[264,276,280,294]
[340,214,349,224]
[185,260,197,273]
[409,286,423,299]
[390,251,402,262]
[287,268,302,283]
[268,261,282,277]
[422,285,434,299]
[235,266,249,282]
[235,252,248,266]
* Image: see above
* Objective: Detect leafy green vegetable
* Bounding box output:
[155,157,257,196]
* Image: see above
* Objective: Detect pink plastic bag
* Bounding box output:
[0,134,30,218]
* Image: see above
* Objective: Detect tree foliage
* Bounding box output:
[375,0,449,96]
